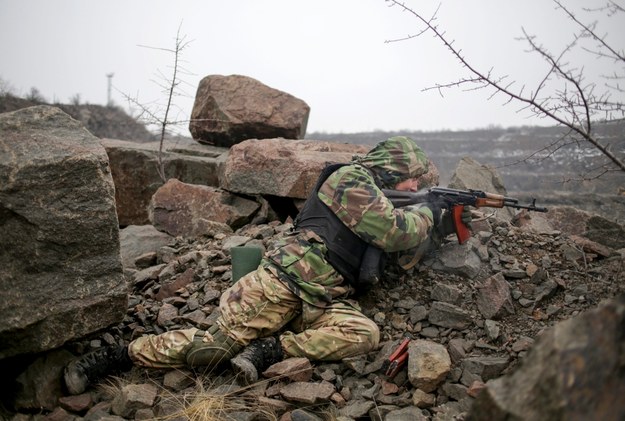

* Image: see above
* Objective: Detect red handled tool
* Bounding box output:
[384,337,411,377]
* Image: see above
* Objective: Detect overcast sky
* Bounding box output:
[1,0,623,134]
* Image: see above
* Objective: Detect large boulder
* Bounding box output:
[0,106,127,359]
[219,138,371,199]
[219,138,442,200]
[219,138,440,217]
[101,138,227,226]
[470,294,625,420]
[189,74,310,147]
[585,214,625,249]
[0,94,156,142]
[148,178,260,237]
[544,205,625,249]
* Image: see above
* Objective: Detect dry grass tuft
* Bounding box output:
[158,377,279,421]
[96,375,129,401]
[92,365,341,420]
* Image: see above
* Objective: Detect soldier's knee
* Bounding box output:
[347,317,379,354]
[361,319,380,352]
[370,323,380,349]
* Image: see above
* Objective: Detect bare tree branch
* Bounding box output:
[556,0,625,62]
[384,0,625,176]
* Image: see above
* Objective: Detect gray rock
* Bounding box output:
[431,240,483,279]
[111,383,158,418]
[471,295,625,420]
[280,381,335,404]
[407,340,451,392]
[448,156,515,221]
[428,302,473,330]
[120,225,173,270]
[461,356,510,382]
[430,282,463,305]
[102,137,225,225]
[263,357,313,382]
[163,370,195,392]
[385,406,429,421]
[0,106,127,358]
[338,399,376,419]
[13,349,75,411]
[220,138,370,199]
[476,272,515,319]
[149,179,257,236]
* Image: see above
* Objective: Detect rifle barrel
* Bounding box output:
[507,198,548,212]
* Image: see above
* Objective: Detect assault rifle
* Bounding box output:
[382,187,548,244]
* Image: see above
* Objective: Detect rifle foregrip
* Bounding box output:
[474,197,505,208]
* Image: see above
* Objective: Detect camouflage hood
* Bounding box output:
[353,136,429,188]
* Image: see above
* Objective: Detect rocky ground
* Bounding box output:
[9,207,622,421]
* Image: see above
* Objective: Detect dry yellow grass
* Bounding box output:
[94,366,342,420]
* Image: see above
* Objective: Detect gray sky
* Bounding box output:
[1,0,623,134]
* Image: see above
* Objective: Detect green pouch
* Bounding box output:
[230,246,263,283]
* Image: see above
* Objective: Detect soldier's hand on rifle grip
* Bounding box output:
[419,201,443,228]
[460,206,473,229]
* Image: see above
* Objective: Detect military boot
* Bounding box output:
[64,345,133,395]
[230,336,283,385]
[185,324,242,368]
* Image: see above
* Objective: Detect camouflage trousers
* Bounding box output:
[128,267,380,368]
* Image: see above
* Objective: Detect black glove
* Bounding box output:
[459,207,473,228]
[439,206,473,237]
[420,201,443,228]
[358,245,386,290]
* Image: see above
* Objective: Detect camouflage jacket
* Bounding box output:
[263,136,434,306]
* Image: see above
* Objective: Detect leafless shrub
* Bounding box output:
[25,87,47,103]
[120,23,195,183]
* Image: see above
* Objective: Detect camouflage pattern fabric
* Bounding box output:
[267,135,434,306]
[128,136,431,367]
[128,328,198,368]
[220,266,379,360]
[352,135,429,188]
[282,298,380,361]
[128,267,378,366]
[126,267,289,368]
[219,266,302,344]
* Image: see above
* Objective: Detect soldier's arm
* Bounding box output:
[318,166,433,253]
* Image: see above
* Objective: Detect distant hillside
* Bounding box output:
[307,122,625,196]
[307,124,625,222]
[0,93,156,142]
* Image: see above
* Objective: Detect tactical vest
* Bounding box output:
[294,163,376,286]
